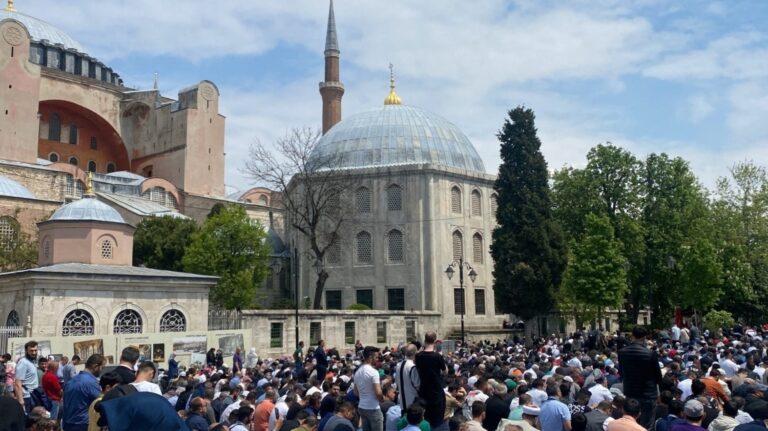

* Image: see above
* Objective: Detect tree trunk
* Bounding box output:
[312,270,329,309]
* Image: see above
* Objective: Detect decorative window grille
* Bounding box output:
[6,310,20,327]
[327,193,340,212]
[62,309,95,336]
[355,187,372,213]
[270,322,283,348]
[452,231,463,261]
[48,113,61,141]
[325,290,342,310]
[356,231,372,264]
[69,125,78,145]
[475,289,486,315]
[451,187,462,213]
[309,322,322,345]
[159,310,186,332]
[143,187,178,210]
[491,194,498,218]
[405,320,417,341]
[387,185,402,211]
[0,217,18,252]
[87,161,97,172]
[100,239,113,259]
[453,289,465,314]
[387,229,404,263]
[473,233,483,264]
[49,153,59,163]
[65,175,84,198]
[42,238,51,259]
[344,322,355,345]
[113,309,143,334]
[356,289,373,309]
[471,190,482,216]
[326,241,341,265]
[376,321,387,344]
[387,288,405,311]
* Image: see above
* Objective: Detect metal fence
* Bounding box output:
[0,326,23,354]
[208,309,242,331]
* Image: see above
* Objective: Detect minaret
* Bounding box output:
[319,0,344,134]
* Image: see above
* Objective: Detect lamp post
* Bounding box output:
[293,246,299,350]
[445,258,478,346]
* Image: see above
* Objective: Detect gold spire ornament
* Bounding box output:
[384,63,402,105]
[85,171,95,196]
[6,0,16,12]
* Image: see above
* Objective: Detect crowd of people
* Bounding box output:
[3,323,768,431]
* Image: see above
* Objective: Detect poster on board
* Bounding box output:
[172,335,207,354]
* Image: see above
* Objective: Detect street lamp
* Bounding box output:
[444,258,477,346]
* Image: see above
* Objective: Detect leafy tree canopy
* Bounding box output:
[133,216,198,271]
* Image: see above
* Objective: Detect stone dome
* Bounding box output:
[0,9,85,53]
[0,175,35,199]
[310,104,485,172]
[50,196,125,224]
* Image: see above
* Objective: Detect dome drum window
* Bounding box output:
[100,238,113,259]
[159,310,186,332]
[113,309,142,334]
[62,309,94,336]
[142,187,179,210]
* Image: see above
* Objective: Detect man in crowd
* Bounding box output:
[539,382,572,431]
[253,388,277,431]
[354,346,384,431]
[14,340,39,413]
[131,360,162,395]
[314,340,329,383]
[607,398,644,431]
[62,354,106,431]
[466,401,486,431]
[395,343,420,411]
[585,400,613,431]
[618,326,662,429]
[114,346,140,384]
[60,355,80,385]
[325,402,358,431]
[415,332,448,431]
[186,396,210,431]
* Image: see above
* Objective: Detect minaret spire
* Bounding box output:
[6,0,16,12]
[319,0,344,134]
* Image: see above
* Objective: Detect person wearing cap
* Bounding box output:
[354,346,384,431]
[483,380,510,431]
[672,399,707,431]
[617,326,662,429]
[504,405,540,431]
[606,398,644,431]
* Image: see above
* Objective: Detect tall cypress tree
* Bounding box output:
[491,107,567,320]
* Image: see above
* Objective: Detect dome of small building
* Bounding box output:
[50,197,125,224]
[0,9,85,53]
[0,175,36,199]
[310,104,485,173]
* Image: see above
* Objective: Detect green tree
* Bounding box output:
[703,309,734,335]
[560,214,628,325]
[491,107,567,320]
[133,216,198,271]
[182,204,271,309]
[0,228,37,272]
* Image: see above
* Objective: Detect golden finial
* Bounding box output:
[384,63,402,105]
[5,0,16,12]
[85,171,95,196]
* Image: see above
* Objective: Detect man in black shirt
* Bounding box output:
[415,332,447,430]
[618,326,662,429]
[114,346,139,384]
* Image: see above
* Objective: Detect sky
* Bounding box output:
[16,0,768,193]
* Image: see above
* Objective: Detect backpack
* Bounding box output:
[30,386,52,411]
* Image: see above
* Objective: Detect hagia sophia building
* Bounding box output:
[0,0,518,348]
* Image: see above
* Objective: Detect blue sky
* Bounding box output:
[18,0,768,192]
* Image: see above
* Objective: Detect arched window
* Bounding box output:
[490,194,498,218]
[65,175,84,198]
[42,237,51,259]
[451,186,462,214]
[90,136,98,150]
[6,310,20,327]
[326,241,341,265]
[68,156,78,167]
[113,309,142,334]
[48,113,61,141]
[62,309,95,336]
[355,187,372,213]
[258,195,269,206]
[87,161,97,172]
[473,233,484,264]
[106,163,115,174]
[48,153,59,163]
[100,238,113,259]
[387,184,402,211]
[69,125,78,145]
[471,190,482,216]
[159,310,186,332]
[387,229,404,263]
[356,231,372,264]
[452,231,463,261]
[0,216,19,252]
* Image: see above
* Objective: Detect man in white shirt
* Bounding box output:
[130,361,162,395]
[719,350,740,378]
[677,370,696,400]
[526,379,548,407]
[354,346,383,431]
[587,375,613,407]
[395,344,420,411]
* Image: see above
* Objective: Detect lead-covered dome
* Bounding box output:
[0,9,85,53]
[50,197,125,224]
[0,175,36,199]
[310,104,485,172]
